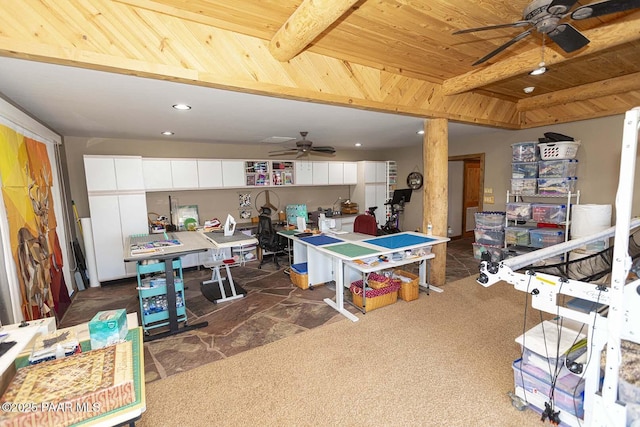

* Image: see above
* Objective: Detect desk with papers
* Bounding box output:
[278,231,449,321]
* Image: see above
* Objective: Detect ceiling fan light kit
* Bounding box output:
[453,0,640,66]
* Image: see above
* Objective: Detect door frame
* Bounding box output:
[448,153,485,239]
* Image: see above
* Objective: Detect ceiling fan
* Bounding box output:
[268,131,336,158]
[453,0,640,65]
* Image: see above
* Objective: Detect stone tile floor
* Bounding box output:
[59,237,478,383]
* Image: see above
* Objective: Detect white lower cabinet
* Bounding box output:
[88,193,148,282]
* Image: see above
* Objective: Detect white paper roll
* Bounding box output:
[80,217,100,287]
[571,204,612,238]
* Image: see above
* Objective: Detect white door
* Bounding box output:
[295,161,313,185]
[171,159,199,189]
[312,162,329,185]
[88,195,126,282]
[84,156,117,192]
[222,161,246,187]
[328,162,343,185]
[343,162,358,185]
[197,159,223,188]
[114,157,144,191]
[118,194,148,276]
[143,159,173,190]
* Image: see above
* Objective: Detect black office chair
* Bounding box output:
[256,207,286,269]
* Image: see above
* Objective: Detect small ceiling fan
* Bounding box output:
[453,0,640,65]
[268,131,336,158]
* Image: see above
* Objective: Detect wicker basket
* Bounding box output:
[367,272,391,289]
[290,263,309,290]
[350,280,400,312]
[394,270,419,301]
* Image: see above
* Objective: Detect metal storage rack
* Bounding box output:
[136,259,187,335]
[504,191,580,264]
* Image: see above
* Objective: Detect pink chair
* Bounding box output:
[353,214,378,236]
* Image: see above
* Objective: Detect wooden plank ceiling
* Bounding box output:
[0,0,638,130]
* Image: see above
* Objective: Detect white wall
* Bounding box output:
[376,113,639,234]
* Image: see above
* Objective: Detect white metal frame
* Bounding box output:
[478,107,640,427]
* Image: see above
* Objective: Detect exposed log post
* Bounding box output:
[423,118,448,286]
[269,0,358,62]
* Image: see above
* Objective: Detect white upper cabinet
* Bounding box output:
[84,156,118,192]
[114,157,144,191]
[221,160,246,187]
[84,155,144,192]
[343,162,358,185]
[170,159,199,189]
[328,162,344,185]
[312,162,329,185]
[197,159,223,188]
[363,161,387,183]
[142,158,173,191]
[295,161,313,185]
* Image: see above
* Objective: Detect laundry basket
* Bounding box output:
[538,141,580,160]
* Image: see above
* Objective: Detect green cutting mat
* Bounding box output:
[278,229,298,236]
[324,243,380,258]
[14,327,145,425]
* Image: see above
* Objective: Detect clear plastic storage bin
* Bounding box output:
[505,227,533,246]
[506,202,532,221]
[529,228,565,248]
[513,359,585,418]
[532,203,567,224]
[511,178,537,195]
[511,142,538,162]
[474,228,505,246]
[474,212,506,230]
[538,159,578,178]
[512,162,538,178]
[538,177,578,195]
[472,243,504,262]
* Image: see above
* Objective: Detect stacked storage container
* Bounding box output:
[510,142,539,196]
[473,211,506,262]
[513,321,591,423]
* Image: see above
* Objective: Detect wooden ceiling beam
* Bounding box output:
[268,0,358,62]
[442,19,640,96]
[518,72,640,111]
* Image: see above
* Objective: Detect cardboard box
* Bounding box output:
[89,309,127,349]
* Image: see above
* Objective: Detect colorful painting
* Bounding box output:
[0,124,70,321]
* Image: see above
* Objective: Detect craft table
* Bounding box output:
[278,231,449,321]
[1,313,144,427]
[124,231,212,341]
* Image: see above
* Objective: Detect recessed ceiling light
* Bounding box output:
[161,131,174,136]
[355,143,362,147]
[523,86,535,94]
[417,130,425,135]
[172,104,191,110]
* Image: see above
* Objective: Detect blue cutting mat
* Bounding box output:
[364,233,435,249]
[300,235,343,246]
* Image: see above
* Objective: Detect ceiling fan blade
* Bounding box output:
[548,23,590,53]
[546,0,580,14]
[472,29,532,65]
[452,21,531,35]
[311,146,336,153]
[269,149,297,156]
[571,0,640,19]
